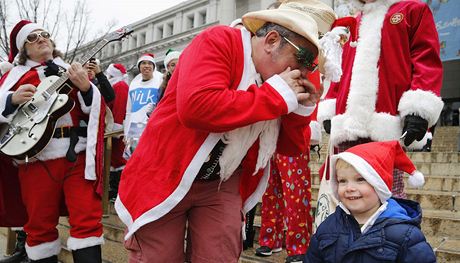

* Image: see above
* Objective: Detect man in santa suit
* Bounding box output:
[116,0,325,261]
[0,20,105,263]
[318,0,443,197]
[105,63,129,200]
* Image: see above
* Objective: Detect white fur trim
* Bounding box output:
[266,74,298,113]
[329,0,404,147]
[0,61,13,75]
[67,235,104,250]
[163,51,181,69]
[319,27,348,82]
[331,152,392,204]
[293,103,315,117]
[317,99,336,123]
[406,132,432,151]
[309,120,322,145]
[0,66,31,122]
[137,55,155,68]
[398,89,444,127]
[408,170,425,188]
[116,133,222,240]
[83,86,102,181]
[243,164,270,213]
[106,64,122,78]
[25,238,60,260]
[16,23,43,51]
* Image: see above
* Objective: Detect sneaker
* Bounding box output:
[285,254,304,263]
[255,246,282,257]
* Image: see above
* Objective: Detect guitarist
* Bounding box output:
[0,20,105,263]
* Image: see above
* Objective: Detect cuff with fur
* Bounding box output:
[398,89,444,127]
[317,99,336,123]
[309,120,322,144]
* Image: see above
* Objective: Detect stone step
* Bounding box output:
[428,236,460,263]
[403,176,460,192]
[422,210,460,239]
[57,217,127,263]
[309,185,460,211]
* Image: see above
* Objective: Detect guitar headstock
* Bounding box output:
[106,27,134,43]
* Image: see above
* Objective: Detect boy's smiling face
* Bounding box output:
[337,166,381,223]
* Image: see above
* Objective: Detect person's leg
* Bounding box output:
[258,158,284,254]
[188,173,243,262]
[391,169,406,199]
[18,160,63,261]
[125,189,190,263]
[63,154,103,263]
[278,153,312,257]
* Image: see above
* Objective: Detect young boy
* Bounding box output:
[305,141,436,262]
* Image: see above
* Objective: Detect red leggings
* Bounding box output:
[259,152,312,256]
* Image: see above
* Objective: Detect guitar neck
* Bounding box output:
[46,39,110,94]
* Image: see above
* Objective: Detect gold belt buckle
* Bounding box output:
[61,127,64,138]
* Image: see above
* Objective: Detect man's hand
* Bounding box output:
[279,67,323,106]
[68,62,91,92]
[88,62,101,74]
[402,115,428,146]
[11,84,36,105]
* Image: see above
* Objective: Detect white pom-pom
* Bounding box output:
[408,170,425,188]
[350,41,358,47]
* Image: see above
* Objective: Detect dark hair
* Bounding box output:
[254,22,302,49]
[17,40,63,65]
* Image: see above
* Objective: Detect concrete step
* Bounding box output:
[309,185,460,211]
[57,217,127,263]
[403,175,460,192]
[428,236,460,263]
[422,210,460,239]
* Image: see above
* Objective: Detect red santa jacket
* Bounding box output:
[318,0,443,148]
[108,80,129,170]
[0,58,106,226]
[116,26,314,239]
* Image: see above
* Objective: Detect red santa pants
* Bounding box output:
[259,152,312,256]
[18,154,103,260]
[125,172,242,263]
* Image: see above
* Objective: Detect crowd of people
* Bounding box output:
[0,0,444,262]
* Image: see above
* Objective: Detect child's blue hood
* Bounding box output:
[378,198,421,223]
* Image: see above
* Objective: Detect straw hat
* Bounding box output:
[242,0,336,51]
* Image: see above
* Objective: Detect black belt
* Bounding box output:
[53,126,87,138]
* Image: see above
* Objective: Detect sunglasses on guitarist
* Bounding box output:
[26,31,51,44]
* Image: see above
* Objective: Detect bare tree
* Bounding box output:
[0,0,114,62]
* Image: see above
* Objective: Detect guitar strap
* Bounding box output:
[65,128,79,162]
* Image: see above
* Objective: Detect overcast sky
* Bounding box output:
[87,0,186,31]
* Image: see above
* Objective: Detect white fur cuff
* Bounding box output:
[266,74,298,113]
[309,121,322,145]
[67,235,104,250]
[317,99,336,123]
[25,238,61,260]
[398,89,444,127]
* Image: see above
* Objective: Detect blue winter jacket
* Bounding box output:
[305,198,436,263]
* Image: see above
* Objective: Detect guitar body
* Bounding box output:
[0,76,75,160]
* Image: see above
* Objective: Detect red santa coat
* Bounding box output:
[116,26,313,239]
[108,80,128,170]
[0,58,106,226]
[318,0,443,148]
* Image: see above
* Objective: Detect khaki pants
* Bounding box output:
[125,172,243,263]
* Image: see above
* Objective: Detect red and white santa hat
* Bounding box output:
[137,53,155,69]
[330,141,425,203]
[106,63,127,77]
[8,20,45,63]
[163,50,180,69]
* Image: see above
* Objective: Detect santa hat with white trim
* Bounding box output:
[106,63,127,77]
[330,140,425,204]
[163,49,181,69]
[137,53,155,69]
[8,20,45,63]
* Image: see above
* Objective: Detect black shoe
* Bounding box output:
[0,230,28,263]
[285,254,304,263]
[72,245,101,263]
[255,246,282,257]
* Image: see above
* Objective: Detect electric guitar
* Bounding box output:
[0,27,133,161]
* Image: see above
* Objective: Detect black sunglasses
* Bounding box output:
[283,37,318,72]
[26,31,51,44]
